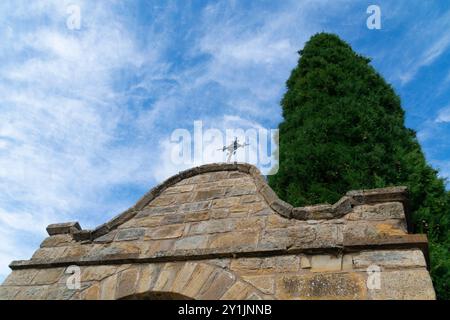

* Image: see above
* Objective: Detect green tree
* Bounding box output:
[268,33,450,299]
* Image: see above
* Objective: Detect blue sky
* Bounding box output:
[1,0,450,281]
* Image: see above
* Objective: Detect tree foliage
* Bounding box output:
[268,33,450,299]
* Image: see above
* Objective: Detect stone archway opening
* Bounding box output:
[119,291,193,300]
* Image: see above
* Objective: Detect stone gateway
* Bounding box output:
[0,163,436,299]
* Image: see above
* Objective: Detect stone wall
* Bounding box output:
[0,163,436,300]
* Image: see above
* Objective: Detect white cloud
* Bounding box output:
[0,1,168,278]
[436,106,450,123]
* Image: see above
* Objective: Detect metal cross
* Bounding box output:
[218,137,249,163]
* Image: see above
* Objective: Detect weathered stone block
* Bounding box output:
[2,270,39,286]
[352,250,426,269]
[46,222,81,236]
[212,197,240,208]
[235,217,265,231]
[368,269,435,300]
[310,255,342,272]
[188,219,235,235]
[94,231,117,243]
[171,262,197,293]
[276,272,367,300]
[81,266,117,282]
[32,268,64,285]
[181,264,215,298]
[136,205,178,218]
[0,286,21,300]
[180,201,211,213]
[152,263,183,292]
[209,231,258,250]
[174,235,209,251]
[347,202,405,221]
[225,185,256,197]
[164,184,194,194]
[40,234,74,248]
[193,189,225,201]
[221,281,252,300]
[160,213,185,225]
[242,275,275,295]
[115,267,139,299]
[100,274,118,300]
[82,283,100,300]
[198,269,235,300]
[231,256,300,275]
[185,210,209,222]
[115,228,145,241]
[135,264,161,295]
[145,224,185,240]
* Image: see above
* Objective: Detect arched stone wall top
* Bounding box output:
[45,162,409,242]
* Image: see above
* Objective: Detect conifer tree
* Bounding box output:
[269,33,450,299]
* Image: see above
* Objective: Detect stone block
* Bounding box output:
[180,201,211,213]
[145,239,175,256]
[46,222,81,236]
[193,189,225,201]
[188,219,235,235]
[121,215,163,229]
[115,267,139,299]
[270,199,293,218]
[225,185,257,197]
[231,256,300,275]
[240,195,261,204]
[185,210,209,222]
[209,231,258,250]
[310,255,342,272]
[235,217,265,231]
[352,250,426,269]
[266,215,291,229]
[171,262,197,293]
[15,286,49,300]
[100,274,118,300]
[300,256,311,269]
[32,268,64,285]
[242,275,275,295]
[2,270,39,286]
[94,231,117,243]
[82,283,100,300]
[164,184,194,194]
[115,228,145,241]
[152,263,183,292]
[145,224,185,240]
[210,208,229,219]
[198,269,235,300]
[149,195,176,207]
[40,234,74,248]
[276,272,367,300]
[181,264,215,298]
[135,264,162,294]
[136,205,178,218]
[0,286,21,300]
[174,235,209,251]
[221,281,252,300]
[368,269,435,300]
[347,202,405,221]
[212,197,240,208]
[81,266,117,282]
[160,213,185,225]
